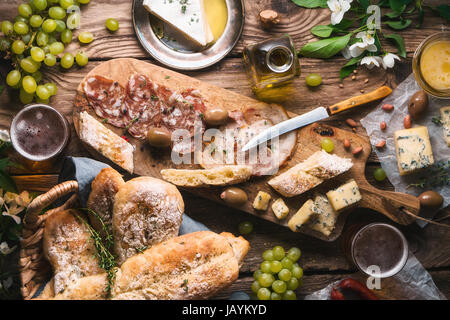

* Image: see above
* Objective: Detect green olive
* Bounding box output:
[418,191,443,209]
[220,187,248,206]
[204,107,229,126]
[147,127,171,147]
[408,90,428,120]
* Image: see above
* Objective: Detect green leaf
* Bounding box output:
[0,171,17,193]
[416,7,424,28]
[385,34,406,58]
[389,0,406,13]
[311,25,334,38]
[299,34,351,59]
[385,10,403,18]
[385,19,412,30]
[291,0,328,8]
[333,18,353,31]
[358,0,370,10]
[435,5,450,21]
[340,56,362,79]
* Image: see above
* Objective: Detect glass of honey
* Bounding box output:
[412,32,450,98]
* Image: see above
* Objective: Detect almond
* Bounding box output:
[382,104,394,112]
[380,121,387,131]
[352,146,363,155]
[343,139,351,149]
[346,118,358,128]
[404,115,412,129]
[375,140,386,149]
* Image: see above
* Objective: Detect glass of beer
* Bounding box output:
[10,104,70,169]
[341,223,409,278]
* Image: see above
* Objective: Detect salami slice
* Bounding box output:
[83,76,128,128]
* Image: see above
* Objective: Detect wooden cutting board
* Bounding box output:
[73,58,419,241]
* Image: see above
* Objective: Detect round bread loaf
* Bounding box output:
[112,177,184,265]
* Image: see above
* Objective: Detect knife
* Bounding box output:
[242,86,392,152]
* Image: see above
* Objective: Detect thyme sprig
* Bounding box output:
[407,161,450,189]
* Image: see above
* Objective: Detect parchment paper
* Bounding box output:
[305,253,446,300]
[360,74,449,226]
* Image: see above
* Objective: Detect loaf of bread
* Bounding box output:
[268,150,353,197]
[113,177,184,265]
[87,167,125,238]
[50,231,250,300]
[160,165,252,187]
[43,209,103,295]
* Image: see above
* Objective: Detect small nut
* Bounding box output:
[403,115,412,129]
[339,83,344,88]
[360,89,365,93]
[382,104,394,112]
[380,121,387,131]
[353,70,358,74]
[346,118,358,128]
[351,75,356,80]
[352,146,363,155]
[364,78,369,84]
[375,140,386,149]
[259,10,280,29]
[343,139,351,149]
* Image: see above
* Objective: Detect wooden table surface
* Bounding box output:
[1,0,449,299]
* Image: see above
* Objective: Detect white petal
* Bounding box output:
[327,0,339,11]
[0,130,10,142]
[340,0,351,13]
[366,44,378,52]
[331,11,345,25]
[349,43,365,57]
[342,46,352,59]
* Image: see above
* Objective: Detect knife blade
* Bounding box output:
[241,86,392,152]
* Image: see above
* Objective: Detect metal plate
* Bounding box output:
[132,0,244,70]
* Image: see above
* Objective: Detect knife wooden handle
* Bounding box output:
[327,86,392,115]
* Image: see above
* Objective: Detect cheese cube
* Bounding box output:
[271,198,289,220]
[308,195,338,237]
[326,179,361,212]
[253,191,271,211]
[394,126,434,176]
[288,199,314,232]
[440,106,450,146]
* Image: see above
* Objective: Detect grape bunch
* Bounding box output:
[0,0,92,104]
[252,246,303,300]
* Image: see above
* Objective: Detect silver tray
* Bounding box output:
[132,0,244,70]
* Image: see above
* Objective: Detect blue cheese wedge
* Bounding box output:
[253,191,271,211]
[394,126,434,176]
[287,199,314,232]
[308,195,338,237]
[272,198,289,220]
[441,106,450,146]
[143,0,214,47]
[326,179,361,212]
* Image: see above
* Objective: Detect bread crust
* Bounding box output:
[112,177,184,265]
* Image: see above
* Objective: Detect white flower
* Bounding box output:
[0,130,10,143]
[360,56,383,69]
[382,53,400,69]
[0,242,16,255]
[327,0,352,25]
[346,31,377,58]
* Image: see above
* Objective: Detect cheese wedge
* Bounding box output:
[326,179,361,212]
[308,195,338,237]
[288,199,314,232]
[253,191,271,211]
[394,126,434,175]
[143,0,214,47]
[440,106,450,146]
[272,198,289,220]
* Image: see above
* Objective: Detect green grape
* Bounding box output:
[373,167,386,182]
[55,20,66,32]
[21,33,32,44]
[35,96,50,104]
[20,57,40,73]
[66,12,80,29]
[78,31,94,44]
[105,18,119,32]
[31,46,45,62]
[271,280,287,294]
[75,51,88,67]
[60,29,72,44]
[78,0,90,4]
[272,246,285,261]
[269,260,282,274]
[262,249,274,261]
[257,273,274,288]
[18,4,33,18]
[260,261,272,274]
[12,40,26,55]
[6,70,21,87]
[36,31,49,46]
[36,85,51,100]
[0,38,11,51]
[270,292,282,300]
[281,257,293,269]
[282,290,296,300]
[33,0,48,11]
[42,19,57,33]
[49,41,64,55]
[291,265,303,279]
[251,280,261,294]
[20,88,34,104]
[253,269,262,280]
[14,16,29,24]
[238,221,253,235]
[305,73,322,87]
[22,75,37,94]
[42,45,50,53]
[48,34,57,44]
[32,71,43,83]
[48,0,60,4]
[278,269,292,282]
[29,15,43,28]
[14,21,29,35]
[257,288,271,300]
[49,6,66,20]
[286,277,299,291]
[321,138,334,153]
[1,21,14,36]
[286,247,301,262]
[44,53,57,66]
[60,0,74,9]
[60,52,74,69]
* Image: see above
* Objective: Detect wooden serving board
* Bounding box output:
[73,58,419,241]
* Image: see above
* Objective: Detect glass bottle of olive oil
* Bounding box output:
[243,35,300,101]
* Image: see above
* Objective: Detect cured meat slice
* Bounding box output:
[83,76,128,128]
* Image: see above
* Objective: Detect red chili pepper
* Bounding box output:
[338,278,379,300]
[122,135,129,142]
[330,288,345,300]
